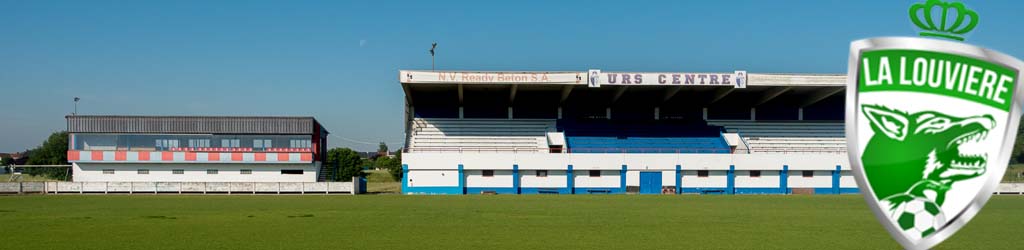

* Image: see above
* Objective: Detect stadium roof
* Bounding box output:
[399,70,846,108]
[66,115,327,135]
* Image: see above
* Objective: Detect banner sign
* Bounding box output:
[400,70,584,84]
[588,71,747,88]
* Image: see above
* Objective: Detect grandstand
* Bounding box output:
[407,118,555,153]
[708,120,846,154]
[399,70,855,195]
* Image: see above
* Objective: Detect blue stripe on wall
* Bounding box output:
[734,188,788,194]
[727,165,735,194]
[675,165,682,194]
[458,164,465,194]
[403,186,463,195]
[832,165,841,194]
[513,164,520,194]
[519,187,572,194]
[465,187,518,194]
[401,164,409,193]
[574,187,623,194]
[567,165,574,194]
[780,165,789,194]
[681,187,729,194]
[620,165,627,193]
[839,188,860,194]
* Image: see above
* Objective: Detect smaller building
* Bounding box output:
[66,115,329,182]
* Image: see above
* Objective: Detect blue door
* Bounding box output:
[639,172,663,194]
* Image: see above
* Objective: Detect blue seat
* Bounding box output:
[559,120,732,154]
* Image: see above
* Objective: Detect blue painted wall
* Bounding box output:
[675,165,682,194]
[727,165,735,194]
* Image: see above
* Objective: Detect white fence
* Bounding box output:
[995,183,1024,195]
[0,179,364,195]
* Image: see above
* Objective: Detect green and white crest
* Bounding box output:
[846,37,1024,249]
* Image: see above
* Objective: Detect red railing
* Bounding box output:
[167,147,312,152]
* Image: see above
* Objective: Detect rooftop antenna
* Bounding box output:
[73,97,80,115]
[430,42,437,71]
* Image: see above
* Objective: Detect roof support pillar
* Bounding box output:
[457,84,464,105]
[559,86,573,104]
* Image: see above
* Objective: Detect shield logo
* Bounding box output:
[846,37,1024,249]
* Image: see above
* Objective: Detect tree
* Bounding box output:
[378,142,389,154]
[327,148,365,181]
[24,131,70,179]
[1,156,12,173]
[377,150,402,181]
[388,150,403,180]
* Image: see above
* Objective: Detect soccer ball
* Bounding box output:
[882,194,946,240]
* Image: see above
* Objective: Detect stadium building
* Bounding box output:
[66,115,330,182]
[399,70,857,195]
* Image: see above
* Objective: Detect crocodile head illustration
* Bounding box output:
[860,105,995,205]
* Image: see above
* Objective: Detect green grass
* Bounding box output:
[0,195,1022,249]
[1003,164,1024,183]
[0,174,60,182]
[365,169,400,194]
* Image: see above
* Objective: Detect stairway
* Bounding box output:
[317,164,335,182]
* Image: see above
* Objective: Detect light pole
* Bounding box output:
[430,42,437,71]
[73,97,80,115]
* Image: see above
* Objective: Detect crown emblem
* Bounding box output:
[909,0,978,41]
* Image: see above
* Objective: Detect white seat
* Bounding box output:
[408,118,556,153]
[708,120,847,154]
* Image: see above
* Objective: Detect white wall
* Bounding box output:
[661,170,675,186]
[681,170,727,188]
[735,170,780,188]
[626,171,639,186]
[402,152,858,189]
[840,170,856,188]
[73,163,317,182]
[788,170,833,188]
[465,170,513,187]
[407,170,459,187]
[404,152,848,171]
[573,170,619,188]
[520,170,566,188]
[462,154,515,170]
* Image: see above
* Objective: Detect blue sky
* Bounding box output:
[1,0,1022,152]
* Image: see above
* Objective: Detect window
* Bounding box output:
[240,169,252,175]
[802,171,814,178]
[697,170,709,178]
[103,169,115,174]
[589,170,601,177]
[221,139,240,148]
[254,139,272,150]
[207,169,219,175]
[155,139,179,150]
[281,169,304,175]
[482,170,494,177]
[750,170,761,178]
[536,170,548,177]
[172,169,184,175]
[290,139,312,148]
[188,139,210,148]
[138,169,149,175]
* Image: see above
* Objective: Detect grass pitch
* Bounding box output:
[0,195,1021,250]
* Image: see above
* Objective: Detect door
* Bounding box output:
[639,172,663,194]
